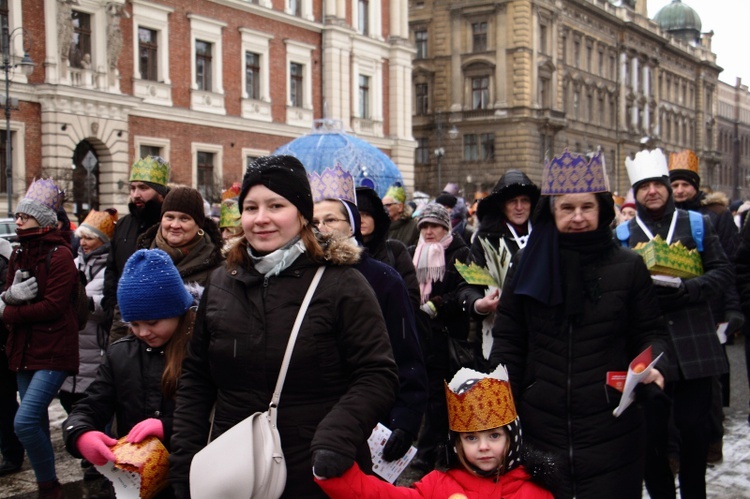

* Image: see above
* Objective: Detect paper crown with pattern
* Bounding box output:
[384,182,406,204]
[307,164,357,204]
[23,178,65,212]
[221,182,242,201]
[445,364,518,433]
[541,149,609,195]
[81,209,118,242]
[219,199,241,229]
[129,156,170,186]
[634,235,704,279]
[625,148,669,187]
[668,150,699,174]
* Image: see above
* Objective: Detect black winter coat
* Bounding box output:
[491,244,669,499]
[169,247,399,498]
[619,203,732,380]
[62,335,175,453]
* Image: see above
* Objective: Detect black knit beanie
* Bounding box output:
[161,186,206,226]
[239,156,313,223]
[668,170,700,192]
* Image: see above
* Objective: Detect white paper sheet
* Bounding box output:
[613,352,664,417]
[368,423,417,483]
[95,462,141,499]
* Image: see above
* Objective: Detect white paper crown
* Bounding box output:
[625,149,669,187]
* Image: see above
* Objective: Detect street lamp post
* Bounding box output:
[2,26,35,218]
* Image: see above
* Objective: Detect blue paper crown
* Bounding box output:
[541,149,609,195]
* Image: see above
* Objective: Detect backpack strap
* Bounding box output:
[615,221,630,248]
[687,210,704,252]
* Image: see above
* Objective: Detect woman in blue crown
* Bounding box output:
[1,178,79,499]
[490,150,669,499]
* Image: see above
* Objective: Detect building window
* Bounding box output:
[586,44,592,72]
[598,94,605,124]
[289,0,301,16]
[598,50,604,77]
[416,83,428,115]
[416,137,430,165]
[139,27,158,81]
[480,133,495,161]
[609,55,616,80]
[290,62,304,107]
[472,76,489,110]
[472,22,487,53]
[538,77,550,108]
[464,134,479,161]
[140,145,161,158]
[195,40,212,91]
[415,30,428,59]
[573,39,580,68]
[197,152,215,200]
[70,10,92,69]
[245,51,260,100]
[573,89,580,120]
[358,0,369,35]
[539,24,547,55]
[587,93,593,122]
[359,75,370,118]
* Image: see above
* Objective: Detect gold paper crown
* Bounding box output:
[129,156,170,186]
[384,183,406,204]
[219,199,241,228]
[634,235,704,279]
[307,164,357,204]
[221,182,242,201]
[111,436,169,499]
[668,150,699,174]
[81,209,118,241]
[445,365,518,433]
[541,149,609,195]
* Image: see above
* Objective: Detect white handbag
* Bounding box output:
[190,266,325,499]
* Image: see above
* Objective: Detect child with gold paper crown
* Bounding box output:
[315,364,555,498]
[62,249,200,497]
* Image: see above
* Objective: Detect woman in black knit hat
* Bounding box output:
[136,186,224,287]
[169,156,398,498]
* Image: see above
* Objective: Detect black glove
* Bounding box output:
[311,449,353,479]
[381,428,413,462]
[655,284,687,311]
[726,310,745,335]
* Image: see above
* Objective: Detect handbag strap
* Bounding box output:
[269,265,325,408]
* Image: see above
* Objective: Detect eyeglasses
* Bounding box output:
[311,217,348,228]
[14,213,31,222]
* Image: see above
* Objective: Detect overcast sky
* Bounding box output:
[647,0,746,86]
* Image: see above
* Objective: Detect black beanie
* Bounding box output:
[161,186,206,226]
[668,170,700,193]
[435,193,458,209]
[144,181,170,197]
[239,156,313,223]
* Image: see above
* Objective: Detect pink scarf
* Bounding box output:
[412,234,453,304]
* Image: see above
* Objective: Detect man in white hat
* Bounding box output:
[617,148,733,499]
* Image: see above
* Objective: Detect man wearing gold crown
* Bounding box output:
[669,150,743,464]
[491,149,669,499]
[101,156,170,343]
[618,148,733,499]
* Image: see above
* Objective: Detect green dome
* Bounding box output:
[654,0,702,34]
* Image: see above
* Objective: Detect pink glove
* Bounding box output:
[126,418,164,444]
[76,431,117,466]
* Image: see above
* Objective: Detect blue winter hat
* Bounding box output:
[117,249,193,322]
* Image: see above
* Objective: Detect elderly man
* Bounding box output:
[382,183,419,247]
[617,149,733,499]
[101,155,170,343]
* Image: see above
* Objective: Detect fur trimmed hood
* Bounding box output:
[223,230,362,267]
[702,191,730,208]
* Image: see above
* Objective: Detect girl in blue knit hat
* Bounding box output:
[61,249,199,497]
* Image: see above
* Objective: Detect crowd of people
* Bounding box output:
[0,146,746,499]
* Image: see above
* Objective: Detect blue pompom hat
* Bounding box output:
[117,249,193,322]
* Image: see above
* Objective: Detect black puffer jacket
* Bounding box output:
[169,240,399,499]
[491,243,669,499]
[62,335,176,454]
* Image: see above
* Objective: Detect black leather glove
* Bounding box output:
[381,428,413,462]
[312,449,353,479]
[655,284,687,311]
[726,310,745,335]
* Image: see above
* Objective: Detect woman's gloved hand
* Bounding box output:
[420,301,437,319]
[312,449,353,479]
[4,271,38,304]
[382,428,413,462]
[126,418,164,444]
[76,431,117,466]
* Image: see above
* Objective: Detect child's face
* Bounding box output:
[129,317,180,348]
[459,428,509,473]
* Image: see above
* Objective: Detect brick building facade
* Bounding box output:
[2,0,415,220]
[409,0,724,199]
